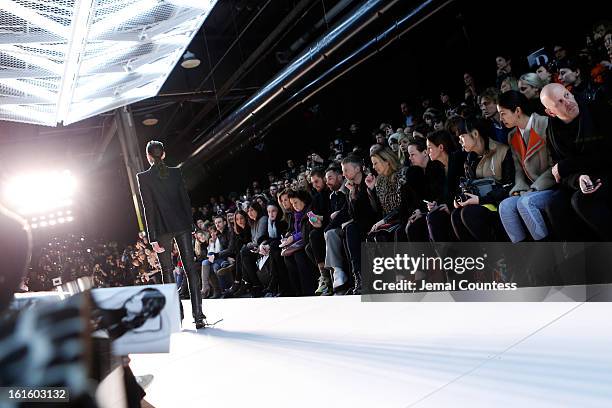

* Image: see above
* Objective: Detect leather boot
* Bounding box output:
[208,271,222,299]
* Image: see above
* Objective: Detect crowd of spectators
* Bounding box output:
[23,20,612,296]
[21,232,163,292]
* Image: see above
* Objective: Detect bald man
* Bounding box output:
[540,83,611,241]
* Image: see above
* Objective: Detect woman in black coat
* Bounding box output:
[136,141,205,328]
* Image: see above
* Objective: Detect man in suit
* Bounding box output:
[136,141,205,329]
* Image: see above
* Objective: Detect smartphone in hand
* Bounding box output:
[306,211,318,223]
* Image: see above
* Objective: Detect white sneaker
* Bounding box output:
[332,267,348,289]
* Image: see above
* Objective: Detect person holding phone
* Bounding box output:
[540,83,612,240]
[136,141,205,329]
[413,131,465,242]
[404,139,446,241]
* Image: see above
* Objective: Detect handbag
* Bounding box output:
[458,177,503,198]
[280,240,305,257]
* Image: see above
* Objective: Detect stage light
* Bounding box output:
[2,170,77,215]
[57,211,63,216]
[180,51,201,69]
[58,218,66,223]
[31,223,38,229]
[0,0,218,126]
[41,221,48,227]
[67,216,74,222]
[142,114,159,126]
[49,220,57,226]
[32,217,38,222]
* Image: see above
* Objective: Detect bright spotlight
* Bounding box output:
[58,218,65,223]
[41,221,48,227]
[67,216,74,222]
[49,220,57,226]
[32,217,38,222]
[31,223,38,229]
[3,170,77,215]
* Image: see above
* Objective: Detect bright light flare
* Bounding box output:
[3,170,77,215]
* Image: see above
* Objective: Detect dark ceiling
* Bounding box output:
[0,0,604,243]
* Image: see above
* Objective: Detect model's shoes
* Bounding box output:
[195,314,207,329]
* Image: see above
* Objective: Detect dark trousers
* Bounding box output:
[451,205,508,241]
[283,250,318,296]
[344,223,363,276]
[571,185,612,241]
[157,231,204,321]
[406,215,429,242]
[545,188,591,241]
[427,209,453,242]
[267,249,293,295]
[240,245,263,286]
[307,228,326,265]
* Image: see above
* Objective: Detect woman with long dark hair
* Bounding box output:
[223,210,251,297]
[451,118,514,241]
[136,141,205,329]
[281,189,319,296]
[231,202,268,297]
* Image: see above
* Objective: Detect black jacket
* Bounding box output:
[311,187,332,227]
[347,177,380,237]
[325,189,350,231]
[232,227,252,256]
[216,227,235,259]
[547,102,611,190]
[137,166,193,242]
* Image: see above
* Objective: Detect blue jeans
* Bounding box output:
[202,258,231,289]
[499,190,555,243]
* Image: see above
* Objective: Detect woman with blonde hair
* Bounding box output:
[518,72,547,114]
[365,145,419,241]
[397,132,412,166]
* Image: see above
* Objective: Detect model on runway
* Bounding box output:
[137,140,206,329]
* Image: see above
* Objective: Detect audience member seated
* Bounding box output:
[497,90,556,243]
[479,87,511,144]
[451,118,514,241]
[281,190,319,296]
[540,83,612,240]
[340,156,379,294]
[519,73,548,115]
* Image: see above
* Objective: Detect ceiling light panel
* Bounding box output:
[0,0,216,126]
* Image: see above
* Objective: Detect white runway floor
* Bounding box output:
[130,296,612,408]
